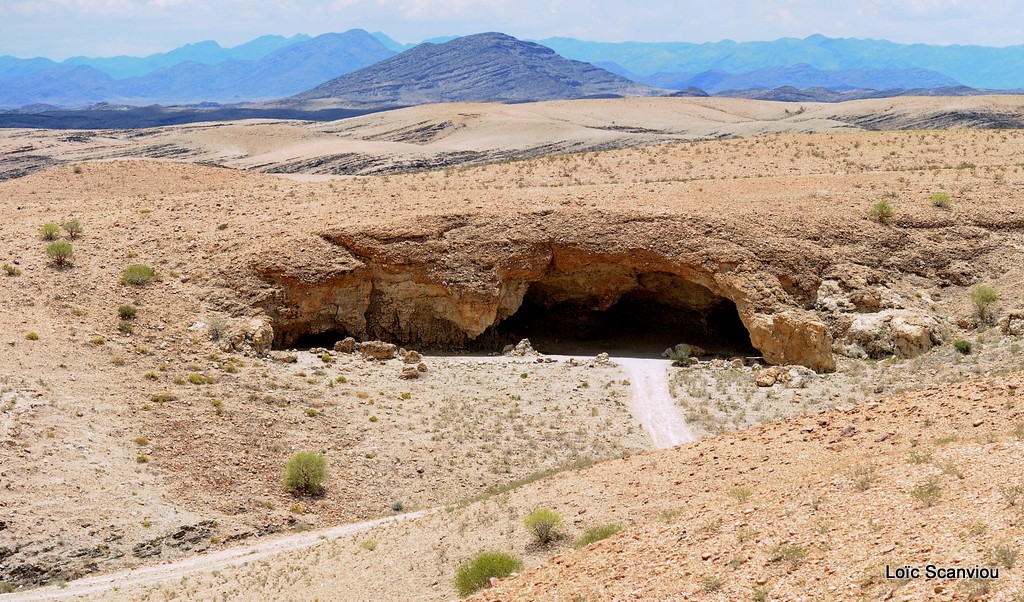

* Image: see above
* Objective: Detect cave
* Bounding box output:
[486,273,758,358]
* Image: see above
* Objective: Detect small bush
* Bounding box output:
[573,524,622,548]
[283,451,327,496]
[118,305,137,320]
[911,477,942,507]
[212,399,224,415]
[118,320,134,335]
[391,501,404,512]
[46,241,73,267]
[453,552,523,597]
[729,485,754,503]
[970,284,998,322]
[25,332,39,341]
[752,586,770,602]
[999,484,1024,507]
[187,373,207,385]
[768,544,808,566]
[2,263,20,277]
[90,337,106,346]
[953,339,972,355]
[992,542,1019,569]
[360,540,377,551]
[136,454,150,463]
[869,200,895,224]
[701,575,723,593]
[39,223,60,240]
[670,345,692,367]
[208,317,229,341]
[62,219,83,239]
[134,436,150,445]
[121,264,156,286]
[930,192,951,208]
[524,508,562,544]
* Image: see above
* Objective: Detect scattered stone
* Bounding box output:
[333,337,356,353]
[360,341,398,361]
[593,353,612,366]
[270,351,297,363]
[403,350,422,364]
[400,366,420,380]
[417,362,428,372]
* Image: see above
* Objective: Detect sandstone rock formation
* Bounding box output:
[359,341,398,361]
[838,310,943,359]
[218,318,274,356]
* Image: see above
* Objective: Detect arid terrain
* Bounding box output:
[3,95,1024,600]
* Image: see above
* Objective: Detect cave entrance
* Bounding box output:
[491,274,757,359]
[284,329,351,351]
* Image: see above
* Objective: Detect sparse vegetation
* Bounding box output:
[910,477,942,507]
[930,192,951,208]
[121,263,156,286]
[767,544,808,566]
[283,451,327,496]
[62,219,83,239]
[970,283,998,322]
[25,332,38,341]
[118,305,137,320]
[701,575,723,593]
[573,523,622,548]
[208,317,229,341]
[2,263,21,276]
[39,222,60,240]
[953,339,972,354]
[992,542,1019,569]
[729,485,754,503]
[453,552,523,597]
[869,200,894,224]
[524,508,562,544]
[45,240,73,267]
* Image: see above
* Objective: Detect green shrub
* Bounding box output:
[752,586,770,602]
[992,542,1018,568]
[970,283,998,322]
[953,339,972,355]
[46,241,73,267]
[118,305,137,320]
[767,544,808,566]
[869,200,895,224]
[118,320,134,335]
[62,219,83,239]
[39,222,60,240]
[283,451,327,496]
[25,332,39,341]
[121,264,156,286]
[701,575,723,593]
[2,263,21,276]
[729,485,754,503]
[524,508,562,544]
[453,552,523,597]
[573,523,622,548]
[670,345,692,367]
[930,192,951,208]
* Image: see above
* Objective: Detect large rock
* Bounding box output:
[219,318,273,356]
[746,310,835,372]
[360,340,398,360]
[999,310,1024,336]
[839,310,942,359]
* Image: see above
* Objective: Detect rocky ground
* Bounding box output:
[3,99,1024,598]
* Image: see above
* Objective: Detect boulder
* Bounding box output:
[504,339,539,357]
[271,351,298,363]
[403,350,423,364]
[360,341,398,360]
[400,366,420,379]
[746,310,835,372]
[219,318,273,356]
[999,310,1024,336]
[840,310,942,359]
[755,368,779,387]
[334,337,356,353]
[417,362,428,372]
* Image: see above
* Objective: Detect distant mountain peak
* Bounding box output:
[290,32,660,107]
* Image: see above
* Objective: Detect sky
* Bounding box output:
[1,0,1022,59]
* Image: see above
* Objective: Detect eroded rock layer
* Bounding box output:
[251,210,839,371]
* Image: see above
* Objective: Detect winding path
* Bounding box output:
[0,512,427,601]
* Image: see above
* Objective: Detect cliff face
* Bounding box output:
[252,210,837,371]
